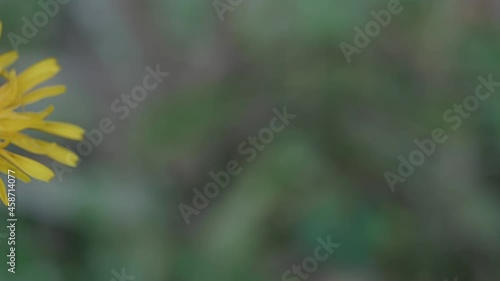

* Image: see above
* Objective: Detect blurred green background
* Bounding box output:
[1,0,500,280]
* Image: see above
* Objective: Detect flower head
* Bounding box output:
[0,22,84,205]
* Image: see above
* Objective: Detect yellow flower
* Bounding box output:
[0,22,84,205]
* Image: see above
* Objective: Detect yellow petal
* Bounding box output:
[0,71,19,108]
[0,150,54,182]
[0,51,19,71]
[0,157,31,183]
[35,121,84,141]
[10,133,79,167]
[0,180,8,206]
[15,105,54,119]
[0,105,53,120]
[0,118,44,133]
[17,58,61,94]
[20,85,66,105]
[0,106,54,132]
[47,145,80,167]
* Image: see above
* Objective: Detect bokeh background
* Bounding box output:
[1,0,500,280]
